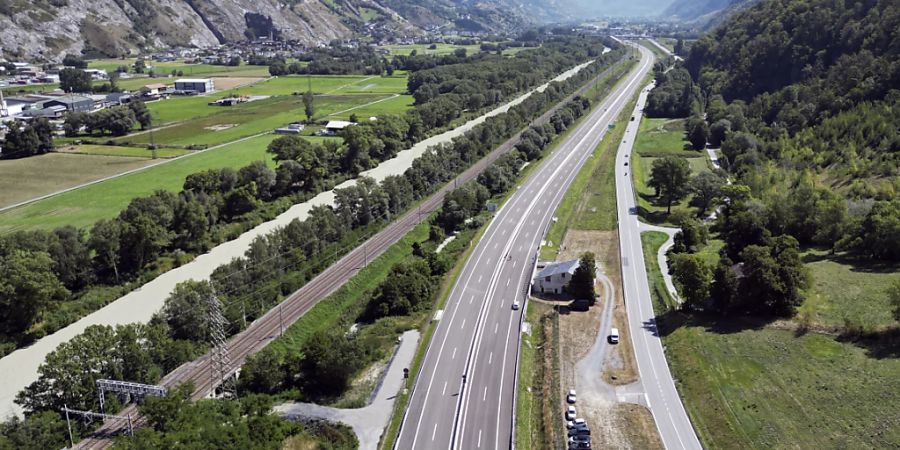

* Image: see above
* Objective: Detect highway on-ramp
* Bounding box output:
[395,46,653,450]
[615,45,702,449]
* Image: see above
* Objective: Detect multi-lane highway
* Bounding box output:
[615,45,702,450]
[395,45,653,450]
[72,58,617,450]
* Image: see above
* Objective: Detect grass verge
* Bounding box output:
[640,231,675,313]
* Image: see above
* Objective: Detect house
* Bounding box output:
[174,78,214,94]
[322,120,356,135]
[531,259,580,295]
[106,92,133,106]
[141,83,169,98]
[274,123,305,134]
[82,69,108,80]
[42,95,93,113]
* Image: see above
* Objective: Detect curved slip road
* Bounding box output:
[615,44,702,450]
[394,47,654,450]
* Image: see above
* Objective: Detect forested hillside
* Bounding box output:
[650,0,899,320]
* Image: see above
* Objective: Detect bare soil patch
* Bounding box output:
[204,123,238,131]
[213,76,265,91]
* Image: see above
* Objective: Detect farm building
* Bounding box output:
[323,120,356,135]
[275,123,305,134]
[42,95,93,113]
[175,78,214,93]
[531,259,580,295]
[141,83,169,98]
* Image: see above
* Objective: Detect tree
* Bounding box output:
[708,119,731,147]
[737,235,809,316]
[686,116,709,150]
[49,226,93,290]
[689,171,725,216]
[649,156,692,214]
[710,256,738,314]
[59,68,92,93]
[0,250,69,336]
[303,90,315,122]
[672,217,708,253]
[62,53,87,69]
[671,253,712,310]
[0,411,69,450]
[238,350,286,394]
[1,119,53,158]
[160,280,214,343]
[133,59,146,74]
[367,259,434,319]
[128,100,152,130]
[567,253,597,303]
[888,279,900,322]
[89,219,122,283]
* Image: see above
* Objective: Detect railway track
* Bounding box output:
[72,58,620,449]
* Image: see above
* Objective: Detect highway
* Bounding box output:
[615,45,702,449]
[72,58,616,450]
[395,46,653,450]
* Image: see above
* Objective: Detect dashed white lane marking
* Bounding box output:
[506,278,510,287]
[452,347,457,359]
[478,275,483,283]
[489,352,493,364]
[461,319,466,329]
[483,386,488,401]
[442,381,447,395]
[494,322,498,334]
[477,430,482,448]
[432,423,438,441]
[469,295,474,304]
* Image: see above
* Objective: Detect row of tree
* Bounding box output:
[11,41,617,420]
[64,100,152,137]
[0,118,53,159]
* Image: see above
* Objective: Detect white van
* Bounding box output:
[608,328,620,344]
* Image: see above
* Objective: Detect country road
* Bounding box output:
[394,45,654,450]
[615,44,702,450]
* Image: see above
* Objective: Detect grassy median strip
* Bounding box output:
[640,231,675,313]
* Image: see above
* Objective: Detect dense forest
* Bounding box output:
[655,0,899,319]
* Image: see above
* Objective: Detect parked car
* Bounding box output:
[568,427,591,437]
[569,435,591,444]
[608,327,620,344]
[567,389,577,404]
[566,418,586,429]
[565,405,576,420]
[569,441,592,449]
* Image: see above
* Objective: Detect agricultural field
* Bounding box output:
[121,93,399,147]
[57,144,190,159]
[239,74,408,96]
[663,324,900,449]
[87,58,272,78]
[799,249,900,330]
[0,134,279,232]
[379,43,483,56]
[0,153,154,210]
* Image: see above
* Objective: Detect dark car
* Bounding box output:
[568,427,591,437]
[569,441,592,449]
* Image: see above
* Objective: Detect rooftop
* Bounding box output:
[535,259,580,279]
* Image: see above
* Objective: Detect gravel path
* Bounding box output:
[274,330,420,450]
[0,62,594,419]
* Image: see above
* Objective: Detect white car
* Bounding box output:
[566,418,586,429]
[567,389,577,404]
[608,327,620,344]
[512,299,520,310]
[565,405,576,420]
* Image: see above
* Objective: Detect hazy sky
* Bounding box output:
[566,0,676,17]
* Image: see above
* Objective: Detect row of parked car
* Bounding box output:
[564,389,592,449]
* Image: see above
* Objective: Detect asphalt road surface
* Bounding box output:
[395,46,653,450]
[615,45,702,450]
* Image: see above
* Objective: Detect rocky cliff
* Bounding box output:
[0,0,572,61]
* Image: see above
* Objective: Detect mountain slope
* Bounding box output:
[0,0,559,60]
[660,0,756,25]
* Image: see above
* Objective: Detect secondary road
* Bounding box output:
[615,45,702,449]
[395,46,653,450]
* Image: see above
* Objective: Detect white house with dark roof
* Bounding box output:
[531,259,580,295]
